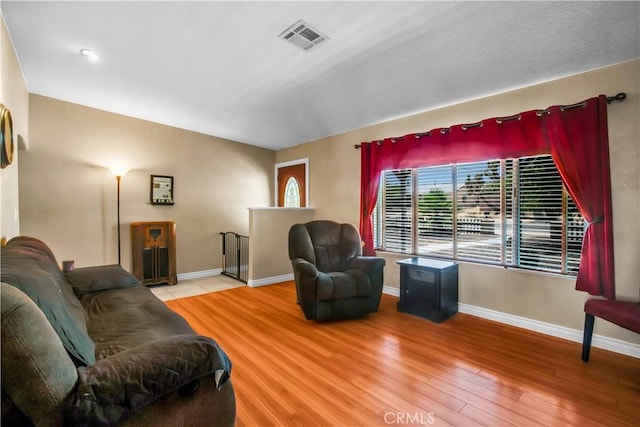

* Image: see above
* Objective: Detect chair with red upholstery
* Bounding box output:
[582,298,640,361]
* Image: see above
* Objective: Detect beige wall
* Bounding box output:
[248,207,314,283]
[22,95,275,273]
[8,28,639,345]
[0,14,28,241]
[276,60,640,344]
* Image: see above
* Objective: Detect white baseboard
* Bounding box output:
[381,286,639,359]
[178,270,293,287]
[177,269,222,281]
[457,303,640,359]
[248,273,294,288]
[383,285,400,297]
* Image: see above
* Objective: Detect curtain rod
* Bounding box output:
[354,92,627,149]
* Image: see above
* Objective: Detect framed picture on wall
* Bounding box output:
[150,175,174,205]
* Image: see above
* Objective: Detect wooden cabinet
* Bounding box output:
[397,257,458,323]
[131,221,177,286]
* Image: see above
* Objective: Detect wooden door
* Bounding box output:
[277,163,306,207]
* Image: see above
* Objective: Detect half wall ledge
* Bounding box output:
[247,207,315,287]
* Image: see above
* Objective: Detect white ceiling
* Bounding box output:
[2,1,639,150]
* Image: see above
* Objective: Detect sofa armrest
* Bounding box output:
[66,334,232,426]
[348,256,386,274]
[292,258,319,279]
[65,265,141,296]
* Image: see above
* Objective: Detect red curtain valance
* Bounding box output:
[360,96,615,299]
[362,109,548,171]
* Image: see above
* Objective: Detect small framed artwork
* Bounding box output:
[150,175,175,205]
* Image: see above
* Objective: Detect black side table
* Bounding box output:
[397,257,458,323]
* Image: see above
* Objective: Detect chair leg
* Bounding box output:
[582,313,595,362]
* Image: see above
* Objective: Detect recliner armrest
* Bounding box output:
[348,256,386,274]
[292,258,319,279]
[66,334,232,426]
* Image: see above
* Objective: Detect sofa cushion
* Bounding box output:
[289,221,363,273]
[2,236,91,340]
[1,283,79,426]
[1,243,96,366]
[326,272,357,299]
[81,286,197,359]
[66,334,232,426]
[307,221,362,272]
[317,271,372,301]
[65,264,141,296]
[7,236,65,275]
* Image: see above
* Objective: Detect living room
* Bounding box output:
[1,2,639,426]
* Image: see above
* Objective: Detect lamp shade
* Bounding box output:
[109,167,129,178]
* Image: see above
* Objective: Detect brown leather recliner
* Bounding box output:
[288,220,386,321]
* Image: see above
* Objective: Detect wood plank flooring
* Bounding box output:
[166,282,639,427]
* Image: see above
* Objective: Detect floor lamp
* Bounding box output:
[109,168,128,265]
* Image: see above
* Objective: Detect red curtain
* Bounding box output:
[359,109,549,254]
[359,142,381,256]
[545,96,615,299]
[360,96,615,298]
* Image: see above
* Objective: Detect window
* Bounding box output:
[284,177,301,207]
[380,169,412,252]
[374,155,584,275]
[417,165,454,257]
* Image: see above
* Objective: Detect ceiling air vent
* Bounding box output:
[279,20,328,52]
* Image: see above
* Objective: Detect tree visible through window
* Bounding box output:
[284,177,301,207]
[373,155,584,275]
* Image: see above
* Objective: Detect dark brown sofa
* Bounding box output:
[1,236,235,426]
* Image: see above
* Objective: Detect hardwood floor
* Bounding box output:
[166,282,639,427]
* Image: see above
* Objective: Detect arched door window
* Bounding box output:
[276,160,307,207]
[284,177,301,207]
